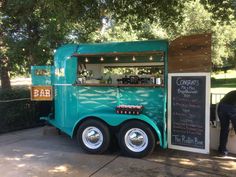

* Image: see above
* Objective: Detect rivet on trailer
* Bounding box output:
[31,33,212,157]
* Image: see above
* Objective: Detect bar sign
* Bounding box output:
[31,86,53,101]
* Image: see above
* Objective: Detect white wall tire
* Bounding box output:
[119,121,156,158]
[77,120,110,154]
[82,126,104,150]
[124,128,149,152]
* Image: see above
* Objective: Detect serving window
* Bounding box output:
[74,52,165,86]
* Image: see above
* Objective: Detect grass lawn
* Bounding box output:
[211,78,236,88]
[211,70,236,103]
[211,70,236,93]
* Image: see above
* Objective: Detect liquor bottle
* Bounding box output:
[107,76,112,84]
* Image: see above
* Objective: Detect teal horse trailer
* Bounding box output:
[31,34,212,157]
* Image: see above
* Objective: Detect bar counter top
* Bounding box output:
[73,83,163,87]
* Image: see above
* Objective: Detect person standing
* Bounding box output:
[217,90,236,155]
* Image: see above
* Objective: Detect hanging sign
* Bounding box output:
[31,86,53,101]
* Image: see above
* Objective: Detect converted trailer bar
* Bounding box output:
[31,34,212,157]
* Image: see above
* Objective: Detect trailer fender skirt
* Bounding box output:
[136,117,163,147]
[40,113,54,121]
[72,114,163,148]
[40,116,49,121]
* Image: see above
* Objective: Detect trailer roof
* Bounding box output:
[73,40,168,57]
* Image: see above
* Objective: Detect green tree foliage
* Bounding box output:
[0,0,236,90]
[200,0,236,22]
[1,0,75,75]
[62,0,187,42]
[0,0,187,79]
[88,0,236,66]
[171,0,236,65]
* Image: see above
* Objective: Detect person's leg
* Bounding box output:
[228,106,236,134]
[230,116,236,134]
[218,105,230,152]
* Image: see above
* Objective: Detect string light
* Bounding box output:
[43,49,46,52]
[132,56,136,61]
[22,48,25,51]
[149,56,153,61]
[115,57,119,61]
[85,58,89,62]
[100,57,104,61]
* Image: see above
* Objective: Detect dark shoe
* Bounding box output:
[218,149,228,156]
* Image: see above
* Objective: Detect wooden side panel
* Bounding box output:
[168,33,211,73]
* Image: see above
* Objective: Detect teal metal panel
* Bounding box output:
[31,66,54,86]
[39,40,169,148]
[53,45,78,130]
[54,44,78,84]
[118,87,164,124]
[47,85,165,147]
[163,43,169,148]
[76,40,168,54]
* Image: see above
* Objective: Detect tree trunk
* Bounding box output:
[0,56,11,90]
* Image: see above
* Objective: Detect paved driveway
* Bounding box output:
[0,127,235,177]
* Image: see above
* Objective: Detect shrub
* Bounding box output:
[0,87,51,133]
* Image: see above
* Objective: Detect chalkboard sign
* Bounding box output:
[168,73,210,154]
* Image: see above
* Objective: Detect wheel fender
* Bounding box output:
[72,113,163,147]
[72,115,109,138]
[134,117,163,147]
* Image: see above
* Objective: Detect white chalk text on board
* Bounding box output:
[171,76,206,149]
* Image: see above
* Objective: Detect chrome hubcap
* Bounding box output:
[82,126,103,149]
[124,128,148,152]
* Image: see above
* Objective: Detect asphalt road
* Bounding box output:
[0,127,235,177]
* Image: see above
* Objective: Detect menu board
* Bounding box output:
[168,73,210,154]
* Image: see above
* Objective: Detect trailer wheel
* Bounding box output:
[77,120,110,154]
[119,121,155,158]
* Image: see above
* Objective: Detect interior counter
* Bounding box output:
[73,83,163,87]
